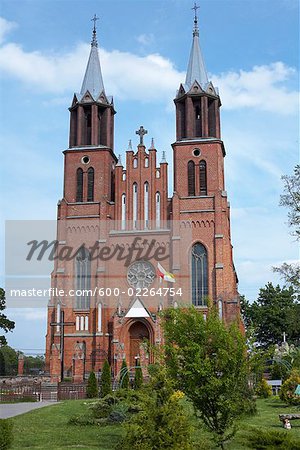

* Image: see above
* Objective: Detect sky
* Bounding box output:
[0,0,299,354]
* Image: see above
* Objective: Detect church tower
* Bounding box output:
[171,5,239,322]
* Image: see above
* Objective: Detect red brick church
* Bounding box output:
[45,10,241,382]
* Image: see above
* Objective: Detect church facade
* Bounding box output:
[45,11,241,382]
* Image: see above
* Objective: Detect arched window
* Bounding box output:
[199,160,207,195]
[75,246,91,310]
[87,167,94,202]
[156,192,161,228]
[133,183,138,229]
[76,168,83,202]
[144,182,149,228]
[145,157,149,168]
[133,158,138,168]
[56,303,61,332]
[121,193,126,230]
[188,160,195,196]
[218,299,223,320]
[156,169,160,179]
[191,243,208,306]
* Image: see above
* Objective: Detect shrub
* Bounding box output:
[100,360,112,398]
[246,427,300,449]
[118,366,194,450]
[86,371,98,398]
[108,403,129,424]
[256,378,272,398]
[133,366,143,390]
[0,419,13,450]
[119,359,129,389]
[279,369,300,405]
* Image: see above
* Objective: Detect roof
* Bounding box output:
[185,19,208,90]
[80,29,105,100]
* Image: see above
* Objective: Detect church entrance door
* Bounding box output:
[128,321,150,368]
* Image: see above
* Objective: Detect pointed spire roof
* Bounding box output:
[185,3,208,90]
[80,15,105,100]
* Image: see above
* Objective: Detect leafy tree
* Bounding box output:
[0,350,5,376]
[23,355,45,374]
[86,371,99,398]
[0,346,18,375]
[118,365,194,450]
[119,359,129,389]
[243,283,299,347]
[133,362,143,390]
[100,360,112,398]
[0,289,15,346]
[162,306,253,449]
[273,165,300,295]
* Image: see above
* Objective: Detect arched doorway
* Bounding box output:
[128,321,150,368]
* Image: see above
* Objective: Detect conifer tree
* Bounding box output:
[86,371,98,398]
[134,362,143,389]
[120,359,129,389]
[101,359,112,397]
[0,350,5,376]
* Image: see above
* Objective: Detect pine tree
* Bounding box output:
[134,364,143,390]
[120,359,129,389]
[101,360,112,397]
[86,371,99,398]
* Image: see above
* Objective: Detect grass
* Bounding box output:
[9,397,300,449]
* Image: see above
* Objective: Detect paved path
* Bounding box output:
[0,401,55,419]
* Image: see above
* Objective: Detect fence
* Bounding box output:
[0,381,41,402]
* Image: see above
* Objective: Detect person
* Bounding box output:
[283,418,292,429]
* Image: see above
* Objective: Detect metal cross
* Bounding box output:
[50,310,75,382]
[91,14,99,32]
[135,126,148,145]
[192,2,200,18]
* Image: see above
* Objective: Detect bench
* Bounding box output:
[279,414,300,422]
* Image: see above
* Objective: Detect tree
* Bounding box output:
[119,359,129,389]
[133,364,143,390]
[273,165,300,295]
[162,306,252,449]
[0,346,18,375]
[86,371,99,398]
[100,360,112,397]
[118,365,194,450]
[0,289,15,346]
[0,350,5,376]
[242,283,299,347]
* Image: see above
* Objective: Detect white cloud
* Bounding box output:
[136,33,155,46]
[212,62,299,114]
[9,308,47,321]
[0,19,297,113]
[0,17,17,44]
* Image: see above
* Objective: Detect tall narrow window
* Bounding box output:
[191,243,208,306]
[76,168,83,202]
[188,161,195,196]
[111,166,115,202]
[56,303,61,332]
[121,193,126,230]
[75,247,91,310]
[133,183,138,229]
[84,107,92,145]
[144,182,149,228]
[156,192,161,229]
[218,299,223,320]
[199,160,207,195]
[145,157,149,168]
[208,98,216,137]
[87,167,94,202]
[195,102,202,136]
[98,303,102,332]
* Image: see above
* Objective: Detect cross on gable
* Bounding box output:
[135,126,148,145]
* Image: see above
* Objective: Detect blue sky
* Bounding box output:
[0,0,299,353]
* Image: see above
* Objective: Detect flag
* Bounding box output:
[157,263,175,283]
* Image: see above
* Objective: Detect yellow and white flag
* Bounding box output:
[157,263,175,283]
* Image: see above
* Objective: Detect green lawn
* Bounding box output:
[10,397,300,449]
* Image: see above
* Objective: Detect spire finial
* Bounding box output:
[192,3,200,37]
[161,151,166,163]
[91,14,99,47]
[128,139,133,150]
[150,138,155,149]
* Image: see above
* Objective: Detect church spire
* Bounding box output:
[185,3,208,89]
[80,14,105,100]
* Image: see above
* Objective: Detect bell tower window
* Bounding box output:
[199,160,207,195]
[188,160,195,196]
[87,167,94,202]
[76,168,83,202]
[194,100,202,137]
